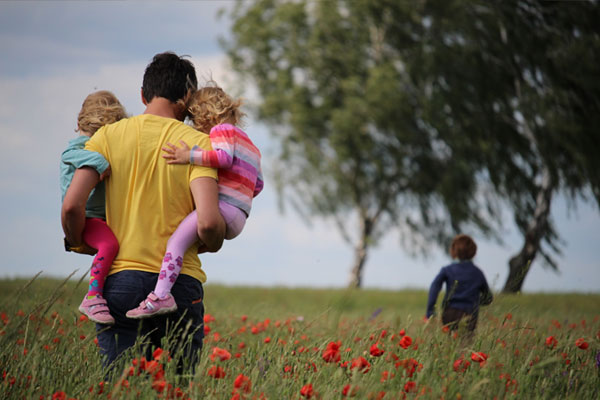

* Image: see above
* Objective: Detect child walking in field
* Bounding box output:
[61,90,127,325]
[126,83,264,319]
[425,234,493,333]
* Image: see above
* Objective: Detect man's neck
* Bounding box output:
[143,97,181,120]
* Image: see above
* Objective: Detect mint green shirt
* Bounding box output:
[60,135,109,219]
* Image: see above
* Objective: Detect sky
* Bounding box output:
[0,1,599,294]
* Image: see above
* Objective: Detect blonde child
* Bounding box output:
[60,90,127,324]
[126,84,263,318]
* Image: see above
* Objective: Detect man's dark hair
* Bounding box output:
[142,52,197,103]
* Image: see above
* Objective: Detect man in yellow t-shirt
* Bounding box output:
[62,52,225,370]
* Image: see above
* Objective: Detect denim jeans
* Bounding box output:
[96,270,205,373]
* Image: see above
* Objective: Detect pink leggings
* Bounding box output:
[82,218,119,298]
[154,201,246,298]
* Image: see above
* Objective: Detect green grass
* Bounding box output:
[1,275,599,399]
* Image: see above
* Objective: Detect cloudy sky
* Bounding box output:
[1,1,598,294]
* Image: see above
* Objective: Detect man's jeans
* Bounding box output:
[96,270,205,372]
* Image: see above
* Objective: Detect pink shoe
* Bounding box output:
[79,296,115,325]
[126,292,177,319]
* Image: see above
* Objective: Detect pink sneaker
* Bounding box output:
[79,296,115,325]
[126,292,177,319]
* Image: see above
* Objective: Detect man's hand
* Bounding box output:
[64,238,97,255]
[162,141,191,164]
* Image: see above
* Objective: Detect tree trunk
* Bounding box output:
[503,169,554,293]
[347,216,373,288]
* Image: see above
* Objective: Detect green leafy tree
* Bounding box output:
[223,0,497,287]
[222,0,600,290]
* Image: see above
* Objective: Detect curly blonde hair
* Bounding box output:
[77,90,127,135]
[186,83,245,134]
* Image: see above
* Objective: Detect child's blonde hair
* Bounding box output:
[186,82,245,133]
[77,90,127,135]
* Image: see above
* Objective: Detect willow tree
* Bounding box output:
[412,0,600,292]
[222,0,497,287]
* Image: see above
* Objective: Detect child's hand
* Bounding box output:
[162,141,191,164]
[99,165,111,181]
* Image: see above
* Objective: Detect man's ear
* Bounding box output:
[141,88,148,105]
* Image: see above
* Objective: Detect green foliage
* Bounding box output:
[1,277,599,399]
[222,0,600,287]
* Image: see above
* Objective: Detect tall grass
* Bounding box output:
[1,275,598,399]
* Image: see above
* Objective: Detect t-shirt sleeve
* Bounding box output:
[61,145,109,174]
[84,128,108,161]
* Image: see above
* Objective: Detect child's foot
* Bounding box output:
[126,292,177,319]
[79,296,115,325]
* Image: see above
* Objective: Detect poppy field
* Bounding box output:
[1,275,599,399]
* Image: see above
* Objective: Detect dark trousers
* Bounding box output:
[442,307,478,332]
[96,270,205,374]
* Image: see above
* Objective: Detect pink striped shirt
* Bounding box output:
[190,123,263,215]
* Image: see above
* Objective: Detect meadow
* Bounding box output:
[0,274,598,399]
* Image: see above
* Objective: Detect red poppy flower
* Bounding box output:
[545,336,558,348]
[398,329,406,336]
[342,384,359,397]
[322,341,341,363]
[398,336,412,349]
[471,352,488,364]
[207,365,226,379]
[453,358,470,372]
[51,391,66,400]
[204,314,215,323]
[300,383,314,398]
[233,374,252,393]
[404,381,417,393]
[575,338,589,350]
[350,356,371,373]
[370,342,385,357]
[210,347,232,362]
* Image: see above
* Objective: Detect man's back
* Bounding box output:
[86,114,216,282]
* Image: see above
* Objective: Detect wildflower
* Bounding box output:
[264,337,271,343]
[241,315,247,322]
[208,365,226,379]
[350,356,371,373]
[398,335,412,349]
[453,357,470,373]
[342,384,359,397]
[204,314,215,323]
[575,338,589,350]
[79,314,88,323]
[233,374,252,394]
[370,342,385,357]
[210,346,232,361]
[404,381,417,393]
[51,392,66,400]
[152,379,167,393]
[545,336,558,348]
[595,351,600,368]
[322,341,341,363]
[300,383,314,398]
[380,370,394,382]
[398,329,406,337]
[471,352,488,363]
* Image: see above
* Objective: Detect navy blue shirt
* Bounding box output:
[426,260,492,318]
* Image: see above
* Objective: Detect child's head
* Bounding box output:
[77,91,127,136]
[186,82,245,133]
[449,234,477,261]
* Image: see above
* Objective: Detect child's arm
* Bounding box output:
[253,167,264,197]
[162,139,235,169]
[480,279,493,306]
[61,146,109,177]
[425,269,446,318]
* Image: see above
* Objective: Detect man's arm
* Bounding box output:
[61,167,99,247]
[190,177,225,252]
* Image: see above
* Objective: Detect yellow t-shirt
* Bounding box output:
[85,114,217,282]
